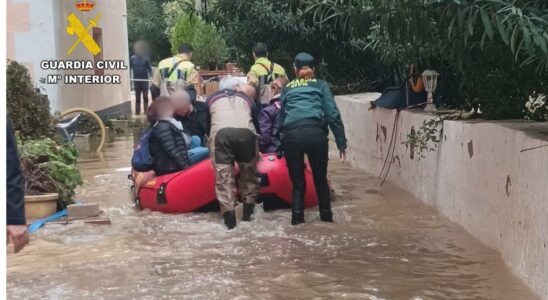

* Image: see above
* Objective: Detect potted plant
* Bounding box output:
[17,138,83,220]
[7,61,83,220]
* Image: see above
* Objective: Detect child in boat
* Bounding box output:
[148,97,209,176]
[259,77,288,153]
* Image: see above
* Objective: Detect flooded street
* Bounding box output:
[7,133,538,300]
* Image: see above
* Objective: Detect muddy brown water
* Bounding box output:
[7,133,538,300]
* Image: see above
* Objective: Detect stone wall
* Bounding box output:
[332,93,548,299]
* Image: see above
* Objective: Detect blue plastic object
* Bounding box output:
[27,209,68,234]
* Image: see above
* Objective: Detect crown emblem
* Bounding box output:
[75,0,95,12]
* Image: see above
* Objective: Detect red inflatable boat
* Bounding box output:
[130,154,319,213]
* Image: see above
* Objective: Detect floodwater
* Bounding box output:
[7,131,538,300]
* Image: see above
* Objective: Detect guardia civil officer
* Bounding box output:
[151,44,199,101]
[247,42,287,106]
[279,53,347,225]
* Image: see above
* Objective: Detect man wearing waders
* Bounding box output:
[247,42,287,108]
[207,78,260,229]
[280,53,347,225]
[151,44,199,101]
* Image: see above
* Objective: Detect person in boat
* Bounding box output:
[148,97,209,176]
[247,42,287,108]
[207,77,260,229]
[171,90,210,146]
[259,77,288,153]
[279,52,347,225]
[148,97,191,176]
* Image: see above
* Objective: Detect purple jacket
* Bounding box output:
[259,96,282,153]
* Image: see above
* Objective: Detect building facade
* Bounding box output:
[7,0,131,116]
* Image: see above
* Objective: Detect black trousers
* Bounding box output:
[134,81,149,115]
[283,125,331,216]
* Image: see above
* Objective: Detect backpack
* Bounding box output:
[257,62,276,105]
[131,124,156,172]
[159,58,187,96]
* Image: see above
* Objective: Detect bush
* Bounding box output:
[204,0,548,119]
[202,0,394,93]
[305,0,548,119]
[170,14,228,68]
[7,60,54,138]
[17,137,83,208]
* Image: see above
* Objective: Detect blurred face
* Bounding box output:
[171,91,192,116]
[157,102,175,119]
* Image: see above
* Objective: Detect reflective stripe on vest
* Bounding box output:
[158,56,195,82]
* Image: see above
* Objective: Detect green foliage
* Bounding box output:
[170,14,228,68]
[163,0,194,38]
[17,138,83,208]
[403,118,443,160]
[305,0,548,119]
[202,0,393,92]
[127,0,171,64]
[6,61,54,139]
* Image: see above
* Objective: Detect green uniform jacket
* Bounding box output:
[280,78,347,150]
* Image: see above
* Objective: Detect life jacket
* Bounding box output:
[158,56,195,96]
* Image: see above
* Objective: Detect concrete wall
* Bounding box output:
[7,0,130,115]
[332,93,548,299]
[53,0,131,114]
[7,0,60,105]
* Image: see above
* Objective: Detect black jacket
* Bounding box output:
[149,120,190,176]
[175,101,210,145]
[6,119,26,225]
[130,55,153,80]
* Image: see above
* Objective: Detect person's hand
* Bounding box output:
[7,225,29,253]
[339,149,347,162]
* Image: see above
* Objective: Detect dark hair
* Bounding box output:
[178,43,194,54]
[148,96,172,123]
[252,42,268,57]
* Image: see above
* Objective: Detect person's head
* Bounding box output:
[270,77,288,96]
[133,40,149,56]
[171,90,192,116]
[178,43,194,59]
[234,83,257,100]
[149,96,175,121]
[294,52,316,80]
[219,76,244,90]
[252,42,268,60]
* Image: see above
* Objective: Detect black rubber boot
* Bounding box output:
[318,187,333,222]
[291,191,305,225]
[320,211,333,222]
[223,211,237,229]
[242,203,255,221]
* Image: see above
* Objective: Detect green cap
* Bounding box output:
[294,52,315,69]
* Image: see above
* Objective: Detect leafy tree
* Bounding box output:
[127,0,171,64]
[305,0,548,118]
[202,0,393,92]
[202,0,548,118]
[170,14,229,69]
[163,0,195,38]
